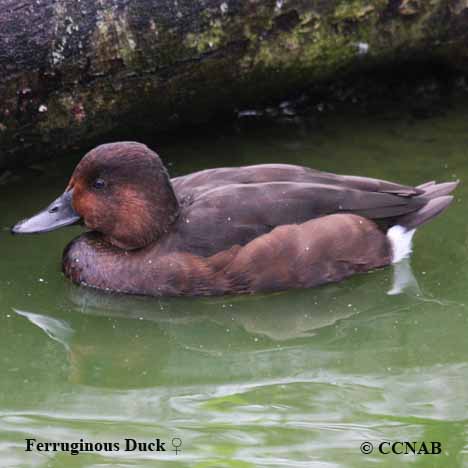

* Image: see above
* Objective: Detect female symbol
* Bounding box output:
[171,438,182,454]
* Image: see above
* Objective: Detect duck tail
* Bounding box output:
[397,180,458,230]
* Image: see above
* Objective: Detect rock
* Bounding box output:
[1,0,468,169]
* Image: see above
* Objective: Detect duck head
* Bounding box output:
[12,142,179,250]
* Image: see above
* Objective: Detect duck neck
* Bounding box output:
[102,181,180,251]
[147,177,180,245]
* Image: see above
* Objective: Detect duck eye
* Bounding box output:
[93,178,106,190]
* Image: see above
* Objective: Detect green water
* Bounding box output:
[0,104,467,467]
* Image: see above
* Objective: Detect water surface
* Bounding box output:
[0,103,467,467]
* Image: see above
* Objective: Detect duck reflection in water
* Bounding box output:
[12,260,422,388]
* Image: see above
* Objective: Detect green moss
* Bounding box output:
[244,5,367,82]
[334,1,377,21]
[185,19,226,54]
[89,4,141,71]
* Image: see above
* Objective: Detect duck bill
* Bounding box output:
[11,189,81,234]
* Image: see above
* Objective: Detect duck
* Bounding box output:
[12,141,458,296]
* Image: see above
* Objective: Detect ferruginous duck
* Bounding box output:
[12,142,458,296]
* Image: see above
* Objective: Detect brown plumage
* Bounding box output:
[63,214,391,295]
[12,142,458,296]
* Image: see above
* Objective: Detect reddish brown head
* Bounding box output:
[70,142,179,249]
[12,142,180,250]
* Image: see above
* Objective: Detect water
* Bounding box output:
[0,103,467,467]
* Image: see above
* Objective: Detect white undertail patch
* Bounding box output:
[387,225,416,264]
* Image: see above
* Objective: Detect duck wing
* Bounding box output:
[170,179,457,257]
[171,164,421,200]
